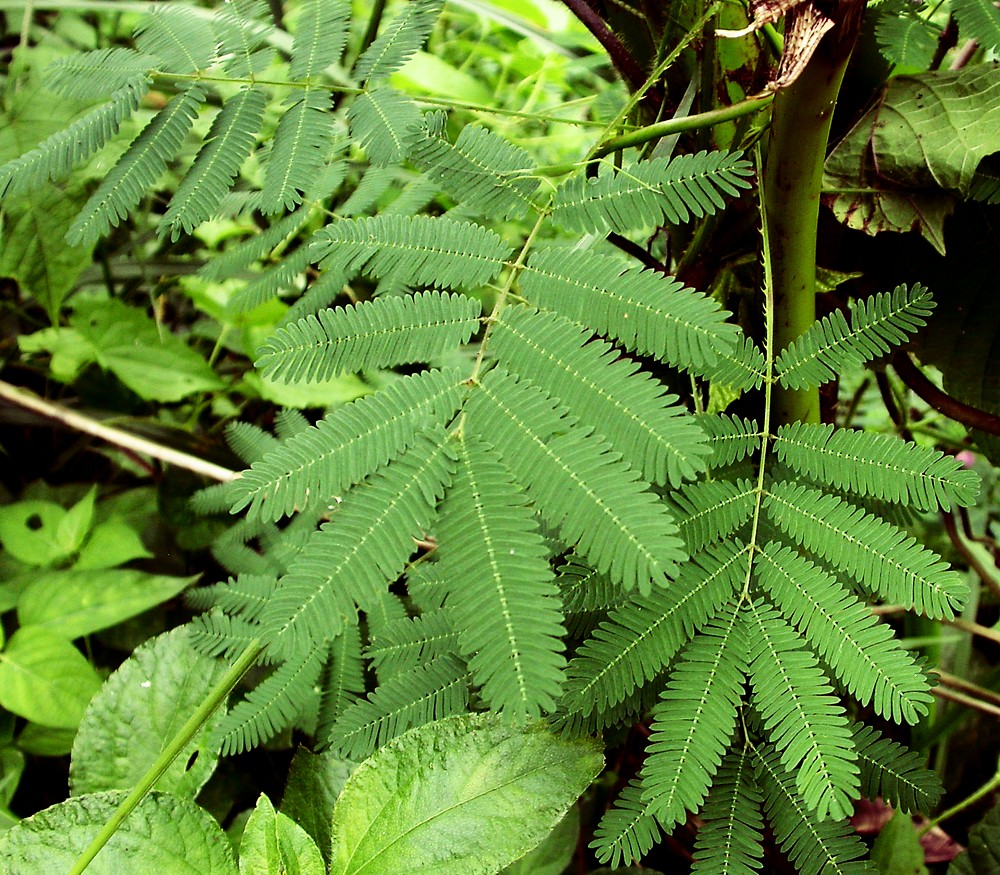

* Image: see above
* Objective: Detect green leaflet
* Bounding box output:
[353,0,445,84]
[347,86,425,166]
[261,89,334,214]
[590,778,660,868]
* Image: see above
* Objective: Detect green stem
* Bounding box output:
[69,642,264,875]
[764,9,862,426]
[922,757,1000,833]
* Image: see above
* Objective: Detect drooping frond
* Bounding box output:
[312,214,511,289]
[161,86,267,239]
[255,292,482,383]
[257,427,455,659]
[640,600,747,828]
[274,409,310,440]
[347,86,424,166]
[690,745,765,875]
[44,48,155,100]
[561,542,747,716]
[214,641,326,755]
[764,482,968,618]
[466,368,686,593]
[551,151,753,235]
[68,86,204,245]
[289,0,350,80]
[0,83,145,198]
[187,610,261,661]
[366,609,458,680]
[776,285,933,390]
[411,125,538,219]
[216,0,275,77]
[435,433,566,720]
[703,335,768,391]
[353,0,445,84]
[338,165,398,216]
[875,13,939,67]
[184,574,277,623]
[363,587,409,638]
[520,249,739,375]
[742,600,859,821]
[753,744,873,875]
[492,305,710,487]
[670,479,757,553]
[774,422,979,512]
[227,245,314,312]
[200,205,315,281]
[557,557,623,615]
[951,0,1000,51]
[325,654,469,759]
[316,624,365,737]
[754,543,932,724]
[696,414,761,468]
[134,6,219,74]
[189,481,236,516]
[590,778,662,868]
[231,368,465,523]
[853,723,943,812]
[261,89,333,213]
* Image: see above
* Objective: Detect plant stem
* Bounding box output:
[922,758,1000,832]
[763,4,863,425]
[69,641,264,875]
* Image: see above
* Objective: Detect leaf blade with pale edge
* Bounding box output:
[327,713,603,875]
[231,368,466,523]
[162,86,267,239]
[764,481,968,618]
[261,88,333,213]
[520,249,738,375]
[436,433,566,719]
[354,0,445,84]
[640,599,748,828]
[465,368,686,593]
[742,600,859,821]
[258,427,455,659]
[313,214,512,289]
[289,0,350,79]
[0,791,238,875]
[256,292,482,383]
[70,627,227,798]
[348,86,424,165]
[690,745,765,875]
[492,305,710,487]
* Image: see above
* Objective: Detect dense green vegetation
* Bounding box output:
[1,0,1000,872]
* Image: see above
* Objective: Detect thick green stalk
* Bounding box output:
[763,3,863,425]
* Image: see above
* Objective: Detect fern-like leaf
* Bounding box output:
[258,427,455,659]
[753,743,874,875]
[640,600,748,827]
[44,48,155,100]
[551,151,753,235]
[591,777,662,868]
[348,86,424,166]
[492,305,710,487]
[256,292,482,383]
[703,335,768,392]
[690,745,765,875]
[775,285,934,390]
[325,654,469,759]
[436,433,566,719]
[466,368,686,593]
[231,368,465,522]
[411,125,538,219]
[853,723,943,812]
[162,86,267,239]
[184,574,276,623]
[951,0,1000,50]
[774,422,979,512]
[316,624,365,738]
[742,600,859,821]
[68,85,204,245]
[354,0,444,84]
[200,205,314,281]
[313,214,511,289]
[520,249,739,375]
[671,479,757,553]
[134,6,218,73]
[216,0,275,77]
[696,413,762,468]
[562,542,747,716]
[187,610,261,661]
[765,481,968,618]
[0,83,145,198]
[366,608,458,680]
[214,641,326,755]
[755,543,932,724]
[261,89,333,213]
[875,14,939,70]
[289,0,350,79]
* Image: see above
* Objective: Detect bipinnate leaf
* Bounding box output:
[354,0,444,84]
[0,790,237,875]
[69,627,227,798]
[239,794,324,875]
[327,713,603,875]
[951,0,1000,51]
[134,6,218,73]
[348,86,424,165]
[261,88,334,213]
[289,0,351,80]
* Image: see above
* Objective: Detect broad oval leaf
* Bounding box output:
[0,790,237,874]
[70,627,227,797]
[239,794,325,875]
[327,713,603,875]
